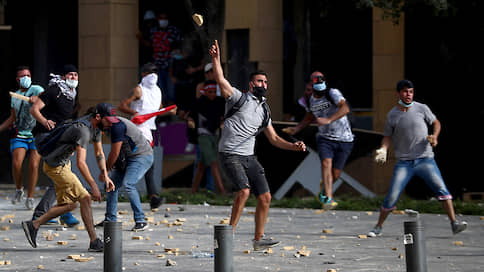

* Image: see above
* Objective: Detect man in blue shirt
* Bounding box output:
[0,66,43,209]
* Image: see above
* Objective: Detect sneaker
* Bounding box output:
[318,192,327,204]
[368,225,382,237]
[253,236,280,251]
[150,196,166,210]
[132,222,148,232]
[25,198,35,210]
[22,220,38,248]
[323,197,338,210]
[451,220,467,235]
[11,189,24,204]
[60,212,80,227]
[88,238,104,252]
[94,220,109,228]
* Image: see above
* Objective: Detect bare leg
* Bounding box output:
[254,192,271,240]
[27,150,41,198]
[191,162,206,193]
[321,158,334,198]
[441,199,456,222]
[229,188,250,232]
[79,195,97,242]
[11,148,27,190]
[32,203,76,229]
[210,162,225,194]
[376,208,392,228]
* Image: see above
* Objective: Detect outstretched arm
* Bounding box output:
[209,40,234,99]
[264,125,306,152]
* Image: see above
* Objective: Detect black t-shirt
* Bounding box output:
[33,85,78,135]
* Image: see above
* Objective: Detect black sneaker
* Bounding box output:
[94,220,109,228]
[150,196,165,210]
[131,222,148,232]
[88,238,104,252]
[22,220,38,248]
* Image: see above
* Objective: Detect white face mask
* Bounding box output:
[65,78,78,89]
[141,73,158,87]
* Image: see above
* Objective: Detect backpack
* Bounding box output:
[36,118,90,157]
[224,92,271,135]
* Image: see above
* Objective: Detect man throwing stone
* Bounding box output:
[209,40,306,251]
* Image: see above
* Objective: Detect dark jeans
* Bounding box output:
[32,181,57,218]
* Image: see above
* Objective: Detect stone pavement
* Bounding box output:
[0,190,483,271]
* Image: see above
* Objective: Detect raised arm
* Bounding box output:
[209,40,233,99]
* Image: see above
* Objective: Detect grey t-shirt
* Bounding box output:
[218,88,272,156]
[43,116,102,167]
[309,88,353,142]
[107,116,153,158]
[383,102,436,160]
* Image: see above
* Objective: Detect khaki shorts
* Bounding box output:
[43,161,89,205]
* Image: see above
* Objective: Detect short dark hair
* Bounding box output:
[16,66,30,73]
[249,70,268,81]
[396,79,414,91]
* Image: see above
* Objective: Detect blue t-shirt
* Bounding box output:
[11,85,44,138]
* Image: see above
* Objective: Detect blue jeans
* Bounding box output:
[106,154,154,223]
[382,157,452,210]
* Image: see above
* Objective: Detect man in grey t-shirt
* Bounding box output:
[368,79,467,237]
[210,40,306,251]
[22,113,115,252]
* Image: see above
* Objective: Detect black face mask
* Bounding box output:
[253,86,267,100]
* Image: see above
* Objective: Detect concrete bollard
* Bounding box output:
[214,225,233,272]
[104,221,122,272]
[404,220,427,272]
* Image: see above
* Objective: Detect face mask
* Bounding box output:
[19,76,32,89]
[252,86,267,100]
[142,73,158,87]
[313,82,326,91]
[159,19,169,28]
[173,54,183,60]
[398,99,414,108]
[65,78,78,89]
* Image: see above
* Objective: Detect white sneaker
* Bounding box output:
[368,225,382,237]
[11,189,24,204]
[25,198,35,210]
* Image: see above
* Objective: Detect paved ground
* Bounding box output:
[0,189,483,272]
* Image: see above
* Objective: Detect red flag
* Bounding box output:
[131,105,177,125]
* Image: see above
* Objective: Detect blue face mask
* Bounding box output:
[19,76,32,89]
[398,99,414,108]
[313,82,326,91]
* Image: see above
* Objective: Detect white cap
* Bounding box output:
[204,63,213,73]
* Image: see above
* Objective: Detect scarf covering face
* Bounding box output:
[48,73,77,100]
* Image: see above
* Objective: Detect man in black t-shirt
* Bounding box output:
[29,64,82,226]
